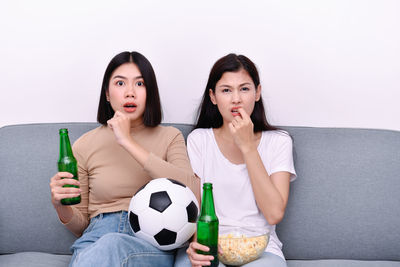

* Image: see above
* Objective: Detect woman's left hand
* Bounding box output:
[107,111,132,146]
[229,108,256,154]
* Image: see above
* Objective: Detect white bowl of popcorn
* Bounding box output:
[218,225,270,266]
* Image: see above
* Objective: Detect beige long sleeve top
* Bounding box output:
[63,125,199,236]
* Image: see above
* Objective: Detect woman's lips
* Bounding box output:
[124,107,137,113]
[124,103,137,113]
[231,107,241,116]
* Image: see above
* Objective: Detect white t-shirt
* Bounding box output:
[187,128,297,260]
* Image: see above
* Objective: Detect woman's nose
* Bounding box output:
[125,84,135,98]
[232,90,241,103]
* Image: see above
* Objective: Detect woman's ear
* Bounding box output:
[255,84,261,102]
[209,89,217,105]
[106,91,110,102]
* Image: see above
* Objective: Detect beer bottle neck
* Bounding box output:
[59,132,73,159]
[200,184,217,218]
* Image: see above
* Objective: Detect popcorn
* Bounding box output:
[218,233,268,266]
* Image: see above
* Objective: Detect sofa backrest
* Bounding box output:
[277,126,400,261]
[0,123,96,254]
[1,123,399,260]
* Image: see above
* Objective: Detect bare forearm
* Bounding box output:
[243,149,286,225]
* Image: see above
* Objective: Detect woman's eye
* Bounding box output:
[136,81,144,86]
[116,81,124,86]
[241,87,250,91]
[222,88,230,93]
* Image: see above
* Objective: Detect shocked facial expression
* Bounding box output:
[210,68,261,124]
[106,63,147,126]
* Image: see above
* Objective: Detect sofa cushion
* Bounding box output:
[0,252,71,267]
[277,127,400,261]
[287,259,400,267]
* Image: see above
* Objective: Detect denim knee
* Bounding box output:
[73,233,175,267]
[96,233,162,254]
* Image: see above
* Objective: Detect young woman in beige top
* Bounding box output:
[49,51,199,267]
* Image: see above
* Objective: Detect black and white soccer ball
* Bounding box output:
[128,178,199,250]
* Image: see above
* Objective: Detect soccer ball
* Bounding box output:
[128,178,199,250]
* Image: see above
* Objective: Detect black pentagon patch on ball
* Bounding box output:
[186,201,198,223]
[167,178,186,188]
[129,211,140,233]
[149,191,172,212]
[154,229,177,246]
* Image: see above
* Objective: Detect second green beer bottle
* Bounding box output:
[197,182,219,267]
[58,128,81,205]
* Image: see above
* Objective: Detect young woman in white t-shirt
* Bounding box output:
[175,54,296,267]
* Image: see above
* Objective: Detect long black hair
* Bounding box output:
[195,53,277,132]
[97,51,162,126]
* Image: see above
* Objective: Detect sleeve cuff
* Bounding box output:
[60,206,86,237]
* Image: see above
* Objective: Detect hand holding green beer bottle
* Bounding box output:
[192,182,220,267]
[55,128,81,205]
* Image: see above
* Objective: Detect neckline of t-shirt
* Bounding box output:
[210,128,264,169]
[104,124,156,137]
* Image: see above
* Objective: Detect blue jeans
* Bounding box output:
[69,211,175,267]
[174,246,287,267]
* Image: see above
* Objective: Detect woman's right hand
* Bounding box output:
[107,110,132,147]
[49,172,81,208]
[186,241,215,267]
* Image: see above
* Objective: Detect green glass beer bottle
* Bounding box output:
[58,128,81,205]
[197,182,219,267]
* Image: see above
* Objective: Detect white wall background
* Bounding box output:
[1,0,399,131]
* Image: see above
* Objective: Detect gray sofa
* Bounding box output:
[1,122,399,267]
